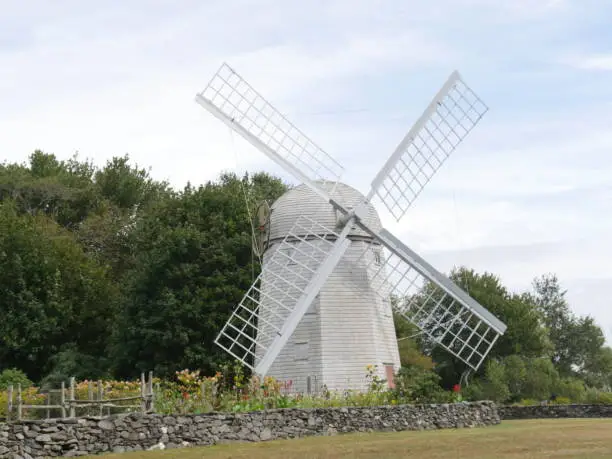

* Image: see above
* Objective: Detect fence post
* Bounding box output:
[46,393,51,419]
[60,381,66,418]
[69,377,75,418]
[7,385,13,421]
[97,380,103,417]
[148,371,154,412]
[16,384,22,421]
[140,372,146,414]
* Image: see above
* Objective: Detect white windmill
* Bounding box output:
[195,63,507,393]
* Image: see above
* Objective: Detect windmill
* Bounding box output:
[195,63,507,392]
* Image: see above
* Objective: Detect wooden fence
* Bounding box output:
[5,372,154,421]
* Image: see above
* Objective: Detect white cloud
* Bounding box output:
[560,53,612,71]
[1,0,611,343]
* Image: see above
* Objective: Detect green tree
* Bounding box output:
[0,368,33,390]
[465,359,510,403]
[0,151,98,228]
[582,346,612,389]
[424,268,551,387]
[93,155,170,211]
[452,268,551,360]
[530,274,606,377]
[0,202,119,381]
[112,172,287,378]
[503,354,527,402]
[393,312,434,370]
[522,357,559,400]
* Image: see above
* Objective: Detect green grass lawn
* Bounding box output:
[92,419,612,459]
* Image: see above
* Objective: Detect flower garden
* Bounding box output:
[2,362,612,421]
[1,363,460,420]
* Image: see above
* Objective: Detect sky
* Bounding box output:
[1,0,611,341]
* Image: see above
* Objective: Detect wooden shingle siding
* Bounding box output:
[255,182,401,393]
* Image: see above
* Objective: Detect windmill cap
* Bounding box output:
[268,181,382,243]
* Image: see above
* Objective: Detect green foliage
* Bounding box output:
[530,274,606,379]
[39,345,113,389]
[520,358,557,401]
[426,268,552,388]
[0,368,33,390]
[111,172,287,378]
[451,268,552,361]
[502,355,527,402]
[0,202,120,381]
[583,388,612,405]
[393,313,434,370]
[0,151,98,228]
[583,347,612,389]
[392,366,451,404]
[93,155,170,211]
[1,149,611,408]
[152,364,392,415]
[553,377,586,402]
[480,359,511,402]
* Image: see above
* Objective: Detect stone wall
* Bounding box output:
[499,404,612,420]
[0,401,499,458]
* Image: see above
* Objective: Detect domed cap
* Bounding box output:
[268,181,382,242]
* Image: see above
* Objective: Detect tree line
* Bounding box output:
[0,151,610,403]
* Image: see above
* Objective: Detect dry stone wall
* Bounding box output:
[499,404,612,420]
[1,401,499,458]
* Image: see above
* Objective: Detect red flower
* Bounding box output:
[453,384,461,393]
[182,392,190,400]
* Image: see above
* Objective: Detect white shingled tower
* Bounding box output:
[195,63,508,393]
[258,181,401,392]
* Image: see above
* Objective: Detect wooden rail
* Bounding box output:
[5,371,154,421]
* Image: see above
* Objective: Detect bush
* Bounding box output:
[392,366,451,404]
[550,396,572,405]
[0,368,33,390]
[553,378,586,403]
[480,359,511,403]
[521,358,559,400]
[517,398,540,406]
[461,381,485,401]
[584,388,612,405]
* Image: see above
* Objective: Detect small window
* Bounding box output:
[295,342,309,361]
[374,250,382,265]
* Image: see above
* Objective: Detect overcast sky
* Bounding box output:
[1,0,611,342]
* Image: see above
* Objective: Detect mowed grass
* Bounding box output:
[94,419,612,459]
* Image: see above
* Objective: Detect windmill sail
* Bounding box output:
[215,215,352,376]
[195,63,344,202]
[355,226,506,371]
[368,71,488,223]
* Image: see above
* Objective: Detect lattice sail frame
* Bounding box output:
[368,71,489,223]
[214,215,344,372]
[356,233,505,371]
[195,63,344,200]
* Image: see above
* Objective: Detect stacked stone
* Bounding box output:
[0,401,500,458]
[499,404,612,420]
